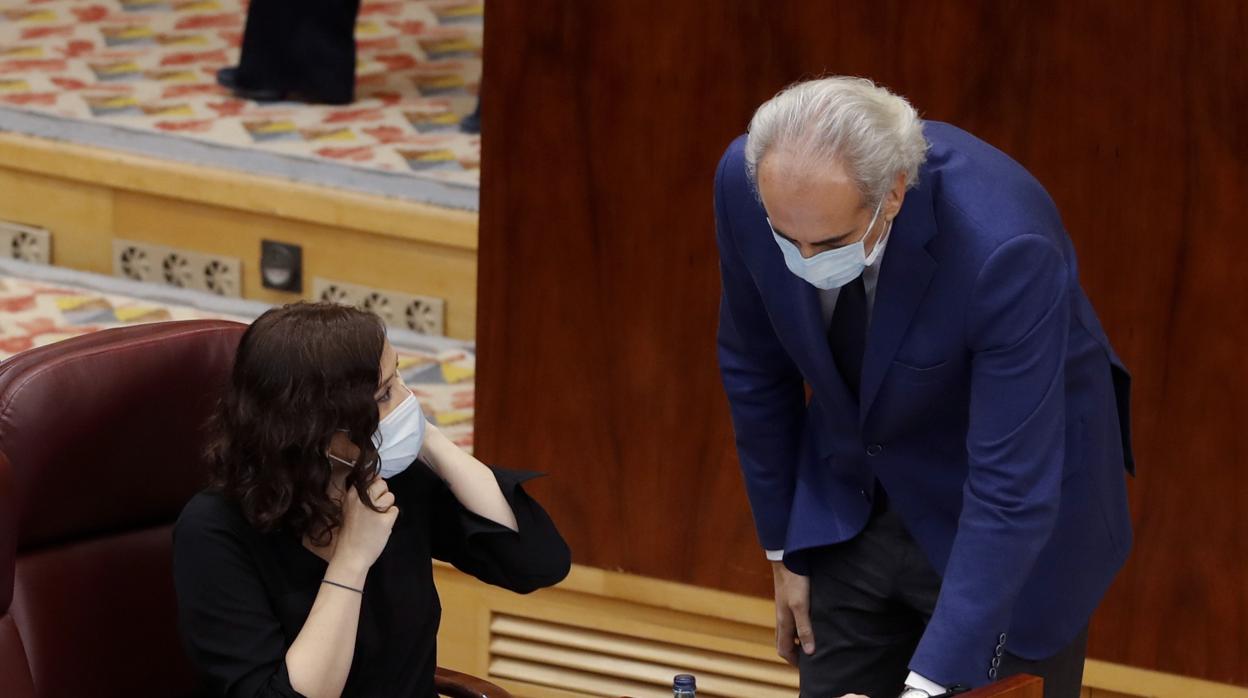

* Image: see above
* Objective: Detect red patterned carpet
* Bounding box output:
[0,0,483,197]
[0,262,476,450]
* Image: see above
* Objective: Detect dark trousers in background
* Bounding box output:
[235,0,362,104]
[798,506,1089,698]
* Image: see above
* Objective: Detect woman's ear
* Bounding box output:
[327,430,361,463]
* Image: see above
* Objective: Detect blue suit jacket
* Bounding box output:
[715,122,1133,687]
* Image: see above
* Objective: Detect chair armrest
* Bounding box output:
[434,666,513,698]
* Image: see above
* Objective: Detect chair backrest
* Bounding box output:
[0,320,246,698]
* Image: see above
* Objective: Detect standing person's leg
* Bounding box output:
[799,509,936,698]
[460,98,481,134]
[230,0,293,97]
[998,628,1089,698]
[288,0,361,104]
[227,0,360,104]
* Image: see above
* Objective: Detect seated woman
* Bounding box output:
[173,303,571,697]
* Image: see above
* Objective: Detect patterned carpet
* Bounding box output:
[0,0,482,193]
[0,266,476,450]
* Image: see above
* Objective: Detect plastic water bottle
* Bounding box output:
[673,673,696,697]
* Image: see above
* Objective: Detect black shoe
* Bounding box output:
[215,66,239,89]
[291,90,354,106]
[460,100,480,133]
[216,66,287,102]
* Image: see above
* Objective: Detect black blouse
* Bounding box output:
[173,464,571,698]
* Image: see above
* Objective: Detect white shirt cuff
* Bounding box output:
[905,671,947,696]
[764,548,784,561]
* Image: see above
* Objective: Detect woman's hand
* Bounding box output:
[289,477,394,698]
[330,478,399,579]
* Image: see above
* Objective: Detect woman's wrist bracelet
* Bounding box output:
[322,578,364,594]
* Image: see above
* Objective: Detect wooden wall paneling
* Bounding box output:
[111,191,479,337]
[0,133,478,252]
[0,166,114,274]
[0,132,480,339]
[476,0,774,603]
[433,564,1248,698]
[475,0,1247,686]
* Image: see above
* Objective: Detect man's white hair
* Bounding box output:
[745,76,929,207]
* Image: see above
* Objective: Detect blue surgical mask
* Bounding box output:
[328,392,426,479]
[769,196,889,290]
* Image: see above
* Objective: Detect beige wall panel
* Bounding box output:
[0,133,478,339]
[1086,689,1142,698]
[0,167,115,273]
[0,133,477,251]
[435,564,1248,698]
[1083,659,1248,698]
[111,191,477,338]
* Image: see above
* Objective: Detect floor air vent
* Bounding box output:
[487,615,797,698]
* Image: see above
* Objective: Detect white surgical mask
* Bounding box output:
[769,195,889,290]
[373,392,426,478]
[328,392,426,478]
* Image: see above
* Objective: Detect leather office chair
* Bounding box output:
[0,320,245,697]
[435,667,513,698]
[0,320,511,698]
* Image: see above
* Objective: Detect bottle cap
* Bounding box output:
[673,674,696,689]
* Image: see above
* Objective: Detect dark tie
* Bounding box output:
[828,275,867,398]
[829,274,888,511]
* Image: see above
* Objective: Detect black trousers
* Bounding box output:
[235,0,361,103]
[798,506,1088,698]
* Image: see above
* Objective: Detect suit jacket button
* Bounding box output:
[999,633,1008,643]
[988,668,998,679]
[866,444,883,456]
[995,645,1004,657]
[991,657,1001,668]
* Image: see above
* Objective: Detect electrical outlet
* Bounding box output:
[312,277,446,336]
[0,221,52,264]
[113,239,241,297]
[260,240,302,292]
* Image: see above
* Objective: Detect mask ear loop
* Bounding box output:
[328,428,356,469]
[327,452,355,469]
[866,216,894,267]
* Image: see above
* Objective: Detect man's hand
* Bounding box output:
[772,560,814,665]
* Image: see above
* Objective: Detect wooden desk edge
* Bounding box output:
[0,131,478,251]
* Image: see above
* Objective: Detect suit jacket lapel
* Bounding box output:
[766,247,860,412]
[859,184,939,423]
[789,266,841,390]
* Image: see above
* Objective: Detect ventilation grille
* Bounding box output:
[109,239,241,297]
[488,615,797,698]
[0,221,51,264]
[312,277,446,336]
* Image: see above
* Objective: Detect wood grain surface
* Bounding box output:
[474,0,1247,685]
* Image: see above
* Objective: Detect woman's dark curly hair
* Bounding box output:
[207,302,388,544]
